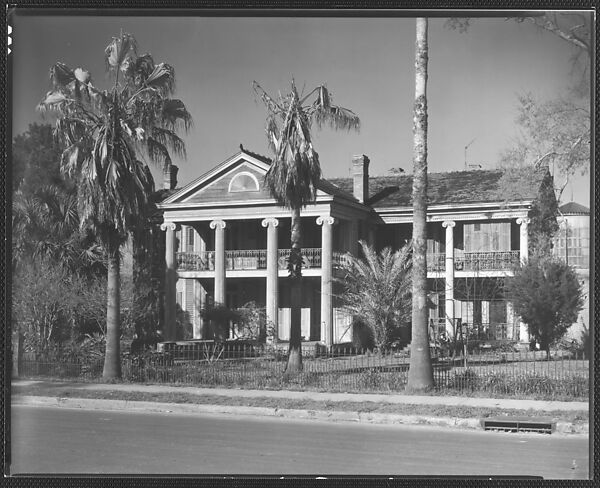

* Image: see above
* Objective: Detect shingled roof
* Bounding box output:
[559,202,589,215]
[327,169,547,208]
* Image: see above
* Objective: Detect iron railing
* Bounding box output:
[455,251,520,271]
[429,319,515,342]
[426,251,520,273]
[177,248,351,272]
[427,253,445,272]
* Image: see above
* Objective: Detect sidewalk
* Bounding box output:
[14,380,588,411]
[11,380,589,434]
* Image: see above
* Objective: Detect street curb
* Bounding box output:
[12,395,588,434]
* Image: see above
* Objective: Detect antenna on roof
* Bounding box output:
[464,138,476,170]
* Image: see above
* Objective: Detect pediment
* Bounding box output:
[162,152,272,205]
[161,149,351,208]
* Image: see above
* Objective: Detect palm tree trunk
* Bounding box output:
[285,207,303,375]
[407,17,434,392]
[103,247,122,379]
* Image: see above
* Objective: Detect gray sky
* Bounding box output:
[10,12,591,206]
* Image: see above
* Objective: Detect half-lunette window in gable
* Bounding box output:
[228,171,259,192]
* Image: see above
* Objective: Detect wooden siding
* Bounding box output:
[185,163,273,204]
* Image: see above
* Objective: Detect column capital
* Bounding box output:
[442,220,456,228]
[316,216,336,226]
[160,222,180,232]
[261,217,279,228]
[209,219,227,230]
[516,217,531,226]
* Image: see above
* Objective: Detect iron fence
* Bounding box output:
[14,343,589,399]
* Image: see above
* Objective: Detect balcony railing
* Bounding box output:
[176,248,351,272]
[429,318,515,341]
[427,253,445,272]
[426,251,520,273]
[455,251,520,272]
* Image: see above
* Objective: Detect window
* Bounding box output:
[186,227,195,249]
[229,172,259,192]
[464,222,510,252]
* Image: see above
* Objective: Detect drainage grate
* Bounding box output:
[481,416,556,434]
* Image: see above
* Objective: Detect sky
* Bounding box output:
[10,11,591,206]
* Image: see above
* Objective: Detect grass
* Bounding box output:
[11,381,589,426]
[17,352,589,401]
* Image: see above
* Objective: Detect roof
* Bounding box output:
[559,202,589,215]
[158,147,361,207]
[328,169,547,208]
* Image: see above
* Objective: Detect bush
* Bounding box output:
[358,368,382,390]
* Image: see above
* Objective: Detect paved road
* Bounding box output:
[10,405,589,478]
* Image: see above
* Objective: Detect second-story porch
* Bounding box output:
[177,247,352,276]
[426,250,520,275]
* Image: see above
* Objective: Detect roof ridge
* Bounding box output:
[239,145,272,164]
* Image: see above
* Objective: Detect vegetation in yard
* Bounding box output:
[506,255,584,358]
[335,241,412,350]
[17,347,589,401]
[37,32,192,379]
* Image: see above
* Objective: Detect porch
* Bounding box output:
[177,248,351,272]
[427,250,520,274]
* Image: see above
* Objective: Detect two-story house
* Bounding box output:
[157,147,554,347]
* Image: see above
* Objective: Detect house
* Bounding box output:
[157,147,555,347]
[553,202,590,340]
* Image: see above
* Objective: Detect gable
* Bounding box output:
[185,161,273,204]
[161,149,357,208]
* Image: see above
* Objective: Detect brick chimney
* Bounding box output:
[163,164,179,190]
[352,155,370,203]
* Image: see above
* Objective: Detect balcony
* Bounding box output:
[427,251,520,273]
[456,251,519,271]
[177,248,351,272]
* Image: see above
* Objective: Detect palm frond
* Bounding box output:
[314,103,361,132]
[143,62,176,96]
[49,62,75,89]
[253,81,284,114]
[37,91,70,113]
[104,32,137,72]
[150,127,186,160]
[125,53,155,86]
[145,136,173,168]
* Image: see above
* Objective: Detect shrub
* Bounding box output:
[358,369,383,390]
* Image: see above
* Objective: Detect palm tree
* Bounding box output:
[335,241,412,350]
[406,18,435,391]
[253,80,359,375]
[12,184,104,276]
[37,32,192,379]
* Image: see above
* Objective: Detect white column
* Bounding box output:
[317,216,336,347]
[210,220,227,306]
[517,217,530,263]
[193,227,207,339]
[261,218,279,342]
[516,217,531,342]
[442,220,456,337]
[160,221,179,341]
[349,220,359,256]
